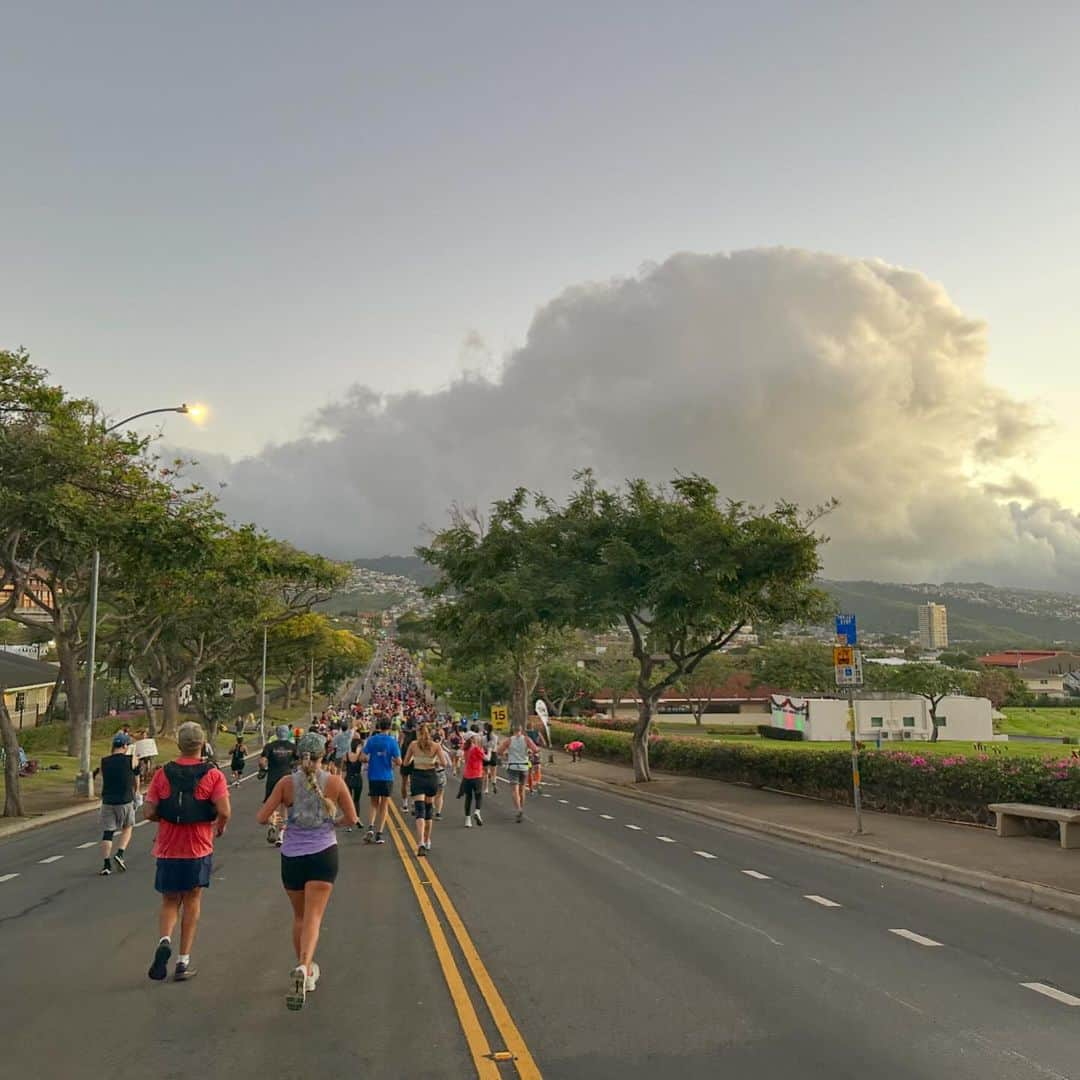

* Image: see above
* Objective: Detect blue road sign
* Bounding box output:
[835,614,857,645]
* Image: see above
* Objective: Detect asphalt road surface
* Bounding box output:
[2,765,1079,1079]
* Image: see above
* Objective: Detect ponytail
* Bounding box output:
[300,752,337,818]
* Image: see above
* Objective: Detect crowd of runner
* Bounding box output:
[120,642,546,1012]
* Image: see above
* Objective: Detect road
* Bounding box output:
[2,764,1079,1078]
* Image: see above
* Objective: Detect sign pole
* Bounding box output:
[847,685,863,835]
[835,614,863,835]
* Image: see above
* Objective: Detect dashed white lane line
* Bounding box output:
[576,806,590,811]
[558,799,569,804]
[694,850,717,859]
[804,894,842,908]
[656,836,676,843]
[38,855,64,864]
[741,870,771,880]
[76,841,97,850]
[0,873,19,883]
[1021,983,1080,1007]
[541,794,552,798]
[625,824,643,831]
[889,929,943,948]
[599,814,614,820]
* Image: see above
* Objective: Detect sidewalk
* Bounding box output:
[546,755,1080,919]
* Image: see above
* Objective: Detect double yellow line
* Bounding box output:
[386,804,542,1079]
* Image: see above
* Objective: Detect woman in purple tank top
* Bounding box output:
[257,732,358,1011]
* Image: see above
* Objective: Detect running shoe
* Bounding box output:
[148,939,171,981]
[464,817,472,828]
[266,825,278,845]
[416,844,426,857]
[286,966,307,1011]
[113,853,127,872]
[473,811,483,826]
[98,866,111,876]
[173,962,197,981]
[305,962,320,992]
[516,810,524,823]
[363,829,374,843]
[435,811,442,820]
[374,833,386,844]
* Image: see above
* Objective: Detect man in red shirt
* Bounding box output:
[144,721,231,982]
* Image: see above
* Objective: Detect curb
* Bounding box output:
[551,768,1080,921]
[0,799,101,840]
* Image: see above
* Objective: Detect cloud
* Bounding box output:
[182,248,1080,590]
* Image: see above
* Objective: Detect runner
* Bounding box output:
[361,717,400,844]
[399,719,417,811]
[229,737,247,788]
[343,735,365,830]
[331,723,352,777]
[259,725,298,846]
[499,725,541,823]
[402,723,449,855]
[481,722,499,796]
[433,730,448,820]
[144,721,231,981]
[256,733,358,1010]
[460,732,485,827]
[98,733,139,875]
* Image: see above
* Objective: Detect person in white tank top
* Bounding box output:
[498,726,540,823]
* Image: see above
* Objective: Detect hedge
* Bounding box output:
[549,721,1080,825]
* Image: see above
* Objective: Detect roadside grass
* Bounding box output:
[998,706,1080,738]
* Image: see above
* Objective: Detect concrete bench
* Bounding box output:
[989,803,1080,850]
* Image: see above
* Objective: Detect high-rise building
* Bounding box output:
[917,602,948,650]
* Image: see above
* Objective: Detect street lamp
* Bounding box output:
[75,403,199,797]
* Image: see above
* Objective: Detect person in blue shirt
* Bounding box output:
[360,718,400,844]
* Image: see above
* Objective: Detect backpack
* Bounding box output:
[156,762,218,825]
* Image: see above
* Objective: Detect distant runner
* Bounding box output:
[259,725,298,846]
[499,726,541,823]
[98,732,139,875]
[361,718,400,844]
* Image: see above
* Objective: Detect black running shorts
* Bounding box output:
[280,845,339,890]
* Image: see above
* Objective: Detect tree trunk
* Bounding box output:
[511,668,529,731]
[44,671,63,724]
[929,701,940,743]
[161,686,181,736]
[284,676,293,710]
[632,698,654,782]
[128,666,158,737]
[0,690,25,817]
[55,637,86,757]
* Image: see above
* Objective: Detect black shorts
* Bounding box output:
[410,770,438,798]
[368,779,393,798]
[265,775,287,802]
[231,761,245,775]
[281,845,339,890]
[400,763,414,777]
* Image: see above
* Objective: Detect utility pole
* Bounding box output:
[76,548,101,797]
[258,624,268,746]
[309,653,315,726]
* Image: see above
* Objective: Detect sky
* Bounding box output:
[3,3,1080,585]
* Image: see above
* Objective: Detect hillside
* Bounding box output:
[823,580,1080,646]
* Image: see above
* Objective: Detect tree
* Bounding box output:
[883,663,977,742]
[0,689,24,817]
[749,641,836,694]
[539,655,599,718]
[534,474,831,780]
[974,666,1029,710]
[594,651,639,718]
[677,652,743,725]
[394,611,433,654]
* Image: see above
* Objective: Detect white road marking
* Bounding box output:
[38,855,64,864]
[656,836,676,843]
[1021,982,1080,1007]
[889,929,943,948]
[599,814,614,820]
[804,894,842,908]
[694,850,717,859]
[576,806,590,811]
[134,820,149,827]
[741,870,771,880]
[541,794,552,798]
[558,799,569,804]
[0,873,19,883]
[76,841,97,849]
[625,824,643,831]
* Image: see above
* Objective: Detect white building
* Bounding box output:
[768,693,992,742]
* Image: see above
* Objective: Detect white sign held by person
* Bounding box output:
[534,699,551,744]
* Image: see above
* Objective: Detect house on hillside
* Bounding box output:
[978,650,1080,700]
[0,652,61,729]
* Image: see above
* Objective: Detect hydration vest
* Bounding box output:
[156,762,218,824]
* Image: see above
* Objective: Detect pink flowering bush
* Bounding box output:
[549,722,1080,825]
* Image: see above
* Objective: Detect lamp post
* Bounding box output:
[75,404,197,798]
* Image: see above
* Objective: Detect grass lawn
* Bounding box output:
[997,706,1080,738]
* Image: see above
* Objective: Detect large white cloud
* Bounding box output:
[184,248,1080,589]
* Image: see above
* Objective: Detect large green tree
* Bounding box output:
[532,474,831,780]
[882,663,978,742]
[749,641,837,694]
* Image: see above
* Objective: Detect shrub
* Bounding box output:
[757,725,804,742]
[548,722,1080,825]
